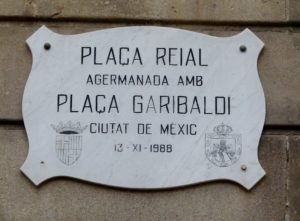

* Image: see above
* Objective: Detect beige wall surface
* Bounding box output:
[0,1,300,221]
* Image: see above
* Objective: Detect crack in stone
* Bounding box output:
[285,135,290,221]
[51,11,62,18]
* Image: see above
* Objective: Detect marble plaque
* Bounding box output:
[21,26,266,190]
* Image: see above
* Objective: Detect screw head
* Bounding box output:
[241,164,247,171]
[240,45,247,52]
[44,42,51,50]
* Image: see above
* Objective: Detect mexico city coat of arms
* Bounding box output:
[205,124,242,167]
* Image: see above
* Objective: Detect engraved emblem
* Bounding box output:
[51,121,87,166]
[205,123,242,167]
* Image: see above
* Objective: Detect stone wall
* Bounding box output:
[0,1,299,220]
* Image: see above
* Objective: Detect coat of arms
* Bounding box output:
[205,124,242,167]
[51,121,87,166]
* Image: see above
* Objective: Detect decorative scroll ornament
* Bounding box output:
[21,26,266,190]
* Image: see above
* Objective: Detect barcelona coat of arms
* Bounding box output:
[51,122,87,166]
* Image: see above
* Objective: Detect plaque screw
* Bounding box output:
[241,164,247,171]
[240,45,247,52]
[44,42,51,50]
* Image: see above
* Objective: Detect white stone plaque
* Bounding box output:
[21,26,266,190]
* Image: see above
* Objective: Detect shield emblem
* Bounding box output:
[55,133,82,165]
[205,124,242,167]
[51,121,87,166]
